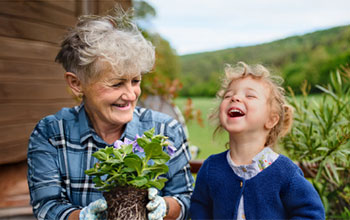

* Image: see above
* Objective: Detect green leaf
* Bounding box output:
[101,164,113,173]
[85,168,98,175]
[121,167,136,173]
[129,176,148,187]
[92,176,104,187]
[92,151,108,161]
[146,164,169,175]
[328,162,340,184]
[144,142,163,159]
[113,149,123,160]
[147,178,168,190]
[137,137,150,148]
[124,155,143,175]
[152,152,171,164]
[122,144,133,155]
[144,128,155,139]
[105,146,114,155]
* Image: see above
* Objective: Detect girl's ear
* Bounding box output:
[265,113,279,130]
[64,72,83,98]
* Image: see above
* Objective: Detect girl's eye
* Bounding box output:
[246,94,256,98]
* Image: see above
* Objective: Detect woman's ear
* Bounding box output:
[64,72,83,98]
[265,113,279,130]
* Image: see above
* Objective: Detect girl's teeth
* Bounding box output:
[228,109,245,117]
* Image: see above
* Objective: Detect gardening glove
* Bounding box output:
[146,187,168,220]
[79,199,107,220]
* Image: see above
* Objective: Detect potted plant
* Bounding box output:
[85,128,175,220]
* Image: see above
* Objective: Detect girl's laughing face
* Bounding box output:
[219,76,275,136]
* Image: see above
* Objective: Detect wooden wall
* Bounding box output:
[0,0,131,217]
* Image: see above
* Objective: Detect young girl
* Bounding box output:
[190,62,325,219]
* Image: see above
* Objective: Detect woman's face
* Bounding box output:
[82,71,141,129]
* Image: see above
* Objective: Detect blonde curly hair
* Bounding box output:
[209,62,293,148]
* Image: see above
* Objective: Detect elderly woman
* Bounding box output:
[27,12,194,220]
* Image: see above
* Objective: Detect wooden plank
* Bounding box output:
[45,0,76,14]
[0,205,33,217]
[0,101,77,125]
[0,14,67,44]
[0,137,32,164]
[0,59,65,81]
[0,161,29,199]
[97,0,122,14]
[0,80,74,102]
[0,1,76,28]
[0,161,31,212]
[0,124,35,146]
[0,36,59,61]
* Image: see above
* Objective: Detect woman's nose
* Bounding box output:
[122,84,137,100]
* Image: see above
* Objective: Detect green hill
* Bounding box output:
[179,25,350,96]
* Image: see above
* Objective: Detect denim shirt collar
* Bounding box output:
[120,109,141,140]
[78,103,107,145]
[77,103,142,145]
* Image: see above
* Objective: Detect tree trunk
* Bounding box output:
[104,186,148,220]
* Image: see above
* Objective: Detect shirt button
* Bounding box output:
[242,167,247,172]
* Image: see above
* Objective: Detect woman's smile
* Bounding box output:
[112,102,132,110]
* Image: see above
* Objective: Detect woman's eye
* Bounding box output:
[132,79,141,84]
[112,82,123,87]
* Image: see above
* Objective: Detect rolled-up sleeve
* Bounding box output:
[27,120,79,220]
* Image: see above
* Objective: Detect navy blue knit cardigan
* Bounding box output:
[190,151,325,220]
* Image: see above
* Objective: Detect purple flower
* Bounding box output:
[132,135,144,152]
[123,138,134,146]
[114,137,144,153]
[113,140,123,149]
[166,144,176,156]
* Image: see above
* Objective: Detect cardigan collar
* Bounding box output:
[226,147,279,180]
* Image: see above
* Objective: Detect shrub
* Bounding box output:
[281,66,350,218]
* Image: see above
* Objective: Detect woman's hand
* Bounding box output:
[79,199,107,220]
[147,188,181,220]
[147,188,168,220]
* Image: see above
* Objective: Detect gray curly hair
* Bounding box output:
[209,62,293,148]
[55,9,155,83]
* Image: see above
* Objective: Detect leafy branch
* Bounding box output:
[85,128,175,191]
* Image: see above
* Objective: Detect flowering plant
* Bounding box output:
[85,128,175,192]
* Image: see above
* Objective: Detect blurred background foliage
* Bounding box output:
[130,0,182,101]
[282,66,350,218]
[131,2,350,217]
[180,25,350,96]
[131,0,203,125]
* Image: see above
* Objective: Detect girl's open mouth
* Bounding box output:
[228,107,245,117]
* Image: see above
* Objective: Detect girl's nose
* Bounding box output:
[230,95,241,103]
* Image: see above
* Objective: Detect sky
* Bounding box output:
[142,0,350,55]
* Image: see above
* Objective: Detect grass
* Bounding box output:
[174,97,228,160]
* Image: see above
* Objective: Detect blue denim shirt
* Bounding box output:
[27,104,194,220]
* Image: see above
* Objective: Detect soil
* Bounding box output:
[103,186,149,220]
